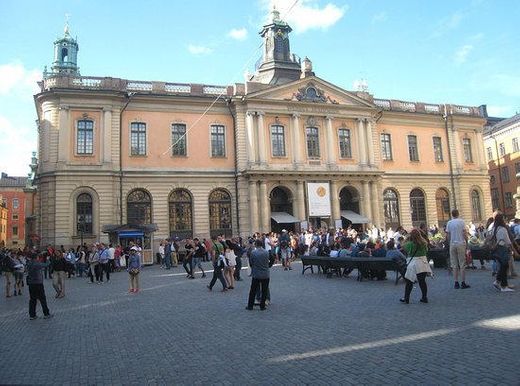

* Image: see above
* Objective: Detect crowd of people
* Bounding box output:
[1,210,519,318]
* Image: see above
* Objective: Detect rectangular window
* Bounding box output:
[505,192,513,208]
[515,162,520,174]
[130,122,147,155]
[12,198,19,209]
[499,143,505,156]
[463,138,473,162]
[306,127,320,158]
[513,137,519,152]
[487,147,493,161]
[77,120,94,154]
[491,188,499,210]
[171,123,187,156]
[380,133,392,160]
[12,214,18,220]
[12,226,18,236]
[338,128,352,158]
[433,137,443,162]
[408,135,419,161]
[271,125,286,157]
[501,166,510,183]
[210,125,226,157]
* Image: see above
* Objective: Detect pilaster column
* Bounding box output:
[291,113,302,165]
[246,111,257,164]
[325,116,335,165]
[297,180,306,221]
[357,118,367,166]
[330,180,340,223]
[370,181,380,227]
[103,108,112,163]
[475,129,486,170]
[58,106,70,162]
[259,181,269,232]
[366,119,375,166]
[452,128,462,172]
[257,112,267,164]
[248,181,259,233]
[362,180,372,221]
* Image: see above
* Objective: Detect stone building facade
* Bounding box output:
[483,114,520,218]
[34,14,491,262]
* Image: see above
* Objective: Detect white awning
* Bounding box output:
[340,210,370,224]
[271,212,299,224]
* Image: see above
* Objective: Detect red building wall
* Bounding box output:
[0,190,27,248]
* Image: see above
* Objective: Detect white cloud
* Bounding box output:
[432,10,466,38]
[228,28,248,41]
[263,0,347,34]
[454,44,473,64]
[0,114,35,176]
[187,44,213,55]
[371,11,387,24]
[0,62,41,97]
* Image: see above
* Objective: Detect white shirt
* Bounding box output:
[446,217,466,244]
[108,247,115,260]
[264,237,272,251]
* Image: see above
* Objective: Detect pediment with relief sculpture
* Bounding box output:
[245,76,376,109]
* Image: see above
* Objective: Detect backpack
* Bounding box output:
[484,228,499,252]
[1,254,15,272]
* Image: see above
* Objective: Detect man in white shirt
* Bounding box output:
[446,209,470,289]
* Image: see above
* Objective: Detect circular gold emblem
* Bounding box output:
[316,186,326,197]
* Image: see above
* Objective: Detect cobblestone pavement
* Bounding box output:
[1,260,519,385]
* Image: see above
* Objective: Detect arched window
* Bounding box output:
[383,189,400,230]
[209,189,232,237]
[471,190,482,222]
[410,189,426,228]
[435,188,451,228]
[76,193,93,234]
[168,189,193,239]
[127,189,152,225]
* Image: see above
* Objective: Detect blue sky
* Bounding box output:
[1,0,519,176]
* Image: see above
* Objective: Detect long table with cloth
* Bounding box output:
[300,255,404,284]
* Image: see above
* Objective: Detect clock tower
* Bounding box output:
[252,7,302,85]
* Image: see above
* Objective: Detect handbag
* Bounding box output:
[129,268,139,275]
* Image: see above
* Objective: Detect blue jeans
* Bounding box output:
[164,254,171,269]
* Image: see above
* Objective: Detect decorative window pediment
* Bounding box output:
[293,83,329,103]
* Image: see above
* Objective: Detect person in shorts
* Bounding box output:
[446,209,470,289]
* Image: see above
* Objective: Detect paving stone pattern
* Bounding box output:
[0,261,519,385]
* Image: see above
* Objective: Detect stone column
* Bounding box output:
[370,181,380,227]
[257,112,267,165]
[248,180,259,233]
[291,113,302,165]
[357,118,367,166]
[366,119,375,166]
[362,180,372,221]
[330,180,340,224]
[103,108,112,163]
[58,106,70,162]
[325,116,335,165]
[245,111,256,164]
[297,180,306,221]
[259,181,269,232]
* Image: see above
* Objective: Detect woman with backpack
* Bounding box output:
[488,214,514,292]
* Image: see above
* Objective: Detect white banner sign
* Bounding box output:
[307,182,331,217]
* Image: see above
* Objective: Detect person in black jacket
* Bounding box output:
[26,253,52,320]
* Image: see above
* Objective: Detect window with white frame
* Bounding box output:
[306,127,320,158]
[513,137,519,153]
[130,122,146,155]
[380,133,392,160]
[463,138,473,162]
[12,198,19,209]
[433,136,443,162]
[271,125,286,157]
[408,135,419,161]
[338,128,352,158]
[210,125,226,157]
[499,143,505,156]
[171,123,187,156]
[77,119,94,154]
[486,147,493,160]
